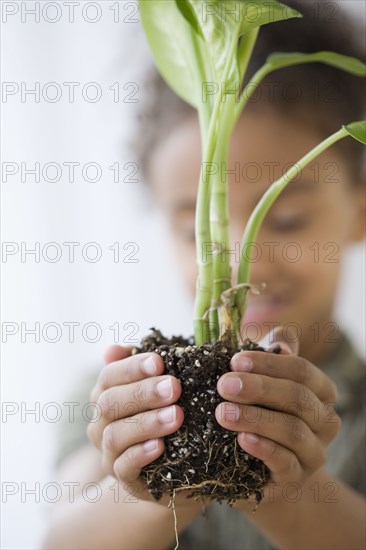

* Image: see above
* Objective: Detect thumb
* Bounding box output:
[103,345,133,365]
[258,326,299,356]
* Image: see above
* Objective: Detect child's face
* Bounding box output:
[149,111,364,360]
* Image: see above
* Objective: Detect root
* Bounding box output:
[168,490,179,550]
[173,479,254,494]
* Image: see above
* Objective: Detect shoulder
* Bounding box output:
[322,333,365,493]
[321,332,365,413]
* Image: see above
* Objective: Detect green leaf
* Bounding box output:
[185,0,301,42]
[182,0,302,90]
[175,0,205,39]
[238,0,302,36]
[139,1,303,108]
[266,51,366,76]
[343,121,366,144]
[139,0,204,108]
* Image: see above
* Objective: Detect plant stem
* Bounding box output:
[191,33,212,137]
[236,127,348,318]
[237,28,260,91]
[191,30,220,345]
[195,30,261,346]
[194,34,239,345]
[233,64,270,127]
[209,104,232,342]
[232,50,366,129]
[209,31,260,345]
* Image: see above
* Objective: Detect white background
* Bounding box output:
[1,1,365,548]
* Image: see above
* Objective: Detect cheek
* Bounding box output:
[276,228,344,283]
[290,245,342,293]
[273,225,346,322]
[275,195,350,281]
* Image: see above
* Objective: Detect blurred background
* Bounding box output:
[1,1,365,548]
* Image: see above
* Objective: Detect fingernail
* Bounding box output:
[158,406,175,424]
[142,355,157,376]
[221,375,242,396]
[221,403,240,423]
[156,378,173,399]
[242,432,259,444]
[232,355,253,372]
[143,439,158,453]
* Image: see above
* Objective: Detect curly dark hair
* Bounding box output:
[133,0,365,182]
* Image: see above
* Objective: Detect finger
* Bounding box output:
[104,345,134,365]
[101,405,184,474]
[88,375,181,448]
[215,403,326,473]
[237,432,303,484]
[217,372,340,441]
[258,325,300,356]
[90,352,165,403]
[230,351,337,404]
[113,438,165,485]
[99,376,182,420]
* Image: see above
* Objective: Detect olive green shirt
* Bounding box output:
[56,333,365,549]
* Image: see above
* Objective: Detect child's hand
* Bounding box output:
[215,328,341,496]
[87,345,185,504]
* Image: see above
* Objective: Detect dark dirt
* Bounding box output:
[135,329,280,506]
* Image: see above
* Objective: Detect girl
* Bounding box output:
[43,3,365,548]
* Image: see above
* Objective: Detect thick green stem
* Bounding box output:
[194,30,261,346]
[193,107,213,345]
[209,113,232,341]
[210,95,245,343]
[194,34,239,345]
[193,134,216,344]
[191,32,219,345]
[236,127,348,318]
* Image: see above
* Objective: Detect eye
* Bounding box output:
[268,214,310,233]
